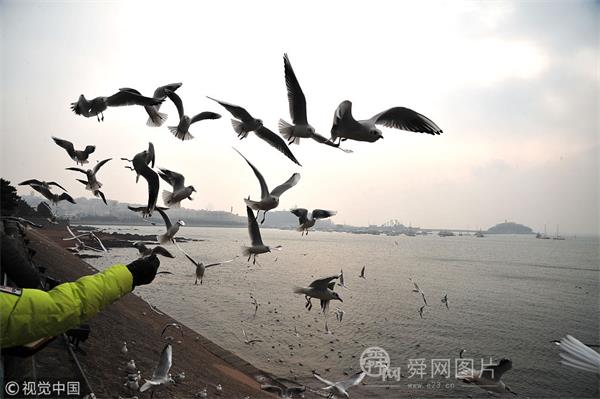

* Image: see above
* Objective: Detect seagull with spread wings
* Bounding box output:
[235,148,300,224]
[19,179,68,193]
[52,137,96,165]
[164,90,221,140]
[209,96,301,165]
[290,208,337,235]
[70,90,163,122]
[409,278,428,306]
[123,146,160,216]
[24,183,75,205]
[122,142,155,173]
[66,158,111,192]
[118,83,182,127]
[278,53,352,153]
[458,358,517,395]
[140,344,174,393]
[294,273,343,313]
[242,206,281,264]
[158,168,196,208]
[330,100,443,144]
[178,248,237,285]
[155,207,185,245]
[313,371,365,399]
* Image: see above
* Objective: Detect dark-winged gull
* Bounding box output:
[155,207,184,245]
[26,183,75,205]
[158,168,195,208]
[133,242,174,259]
[164,90,221,140]
[235,148,300,223]
[330,100,443,143]
[294,273,343,313]
[243,206,281,264]
[52,137,96,165]
[70,90,163,122]
[66,158,111,192]
[290,208,336,235]
[119,83,182,127]
[208,96,301,165]
[178,247,236,285]
[19,179,68,193]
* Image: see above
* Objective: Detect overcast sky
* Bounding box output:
[1,0,598,234]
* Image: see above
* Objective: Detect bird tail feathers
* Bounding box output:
[278,119,300,144]
[157,234,171,245]
[168,126,194,141]
[147,111,168,127]
[162,190,181,208]
[293,286,308,295]
[231,119,245,135]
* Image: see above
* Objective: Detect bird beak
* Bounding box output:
[338,298,343,302]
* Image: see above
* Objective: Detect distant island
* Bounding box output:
[485,221,533,234]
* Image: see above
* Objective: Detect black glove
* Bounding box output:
[126,255,160,288]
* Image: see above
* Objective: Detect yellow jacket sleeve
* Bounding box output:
[0,264,132,348]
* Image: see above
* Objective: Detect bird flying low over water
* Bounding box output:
[235,148,300,224]
[242,206,281,264]
[158,168,195,208]
[278,53,352,153]
[294,273,343,313]
[178,247,237,285]
[291,208,337,235]
[119,83,182,127]
[70,90,164,122]
[209,96,301,165]
[313,371,365,399]
[164,90,221,140]
[330,100,443,144]
[52,137,96,165]
[409,278,428,306]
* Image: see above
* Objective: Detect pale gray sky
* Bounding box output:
[1,0,598,234]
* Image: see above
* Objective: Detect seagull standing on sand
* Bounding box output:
[235,148,300,224]
[52,137,96,165]
[291,208,337,235]
[158,168,196,208]
[140,344,174,394]
[330,100,443,144]
[133,242,174,259]
[164,90,221,140]
[558,335,600,375]
[278,54,352,153]
[458,358,517,395]
[70,91,164,122]
[155,208,185,245]
[118,83,182,127]
[313,371,366,399]
[209,97,301,165]
[294,273,343,313]
[242,206,281,264]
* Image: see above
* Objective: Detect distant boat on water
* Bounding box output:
[553,225,565,240]
[536,224,551,239]
[438,230,455,237]
[475,230,485,238]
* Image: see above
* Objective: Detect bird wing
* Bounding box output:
[310,132,354,153]
[156,207,172,229]
[52,137,75,157]
[246,206,264,246]
[65,167,87,175]
[309,274,341,290]
[312,209,337,220]
[339,371,366,391]
[290,208,309,225]
[57,193,76,204]
[270,173,301,198]
[147,142,155,168]
[234,148,269,199]
[158,168,186,191]
[106,90,163,107]
[181,251,199,267]
[37,202,53,217]
[190,111,221,125]
[369,107,443,135]
[151,344,173,380]
[283,53,308,125]
[313,373,335,388]
[205,258,236,268]
[151,246,174,258]
[559,335,600,374]
[19,179,44,187]
[154,83,182,99]
[331,100,356,135]
[165,90,185,119]
[133,151,159,212]
[206,97,254,122]
[93,158,112,174]
[96,190,108,205]
[254,126,301,166]
[83,145,96,156]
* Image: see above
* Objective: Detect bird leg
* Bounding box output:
[253,254,257,265]
[305,296,312,311]
[101,112,104,121]
[260,211,267,224]
[195,277,198,285]
[247,254,252,262]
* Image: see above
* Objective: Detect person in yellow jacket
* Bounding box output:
[0,255,160,349]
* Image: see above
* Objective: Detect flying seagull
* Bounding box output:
[123,146,159,216]
[52,137,96,165]
[122,142,155,172]
[290,208,337,235]
[235,148,300,224]
[330,100,443,144]
[70,90,163,122]
[337,269,349,289]
[242,206,281,264]
[66,158,111,192]
[458,358,517,395]
[19,179,68,193]
[558,335,600,375]
[74,179,108,205]
[278,53,352,153]
[208,96,301,165]
[313,371,365,399]
[118,83,182,127]
[140,344,174,393]
[158,168,195,208]
[133,242,174,259]
[418,305,425,319]
[294,273,343,313]
[155,207,184,245]
[409,278,428,306]
[26,183,75,205]
[179,249,236,285]
[164,90,221,140]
